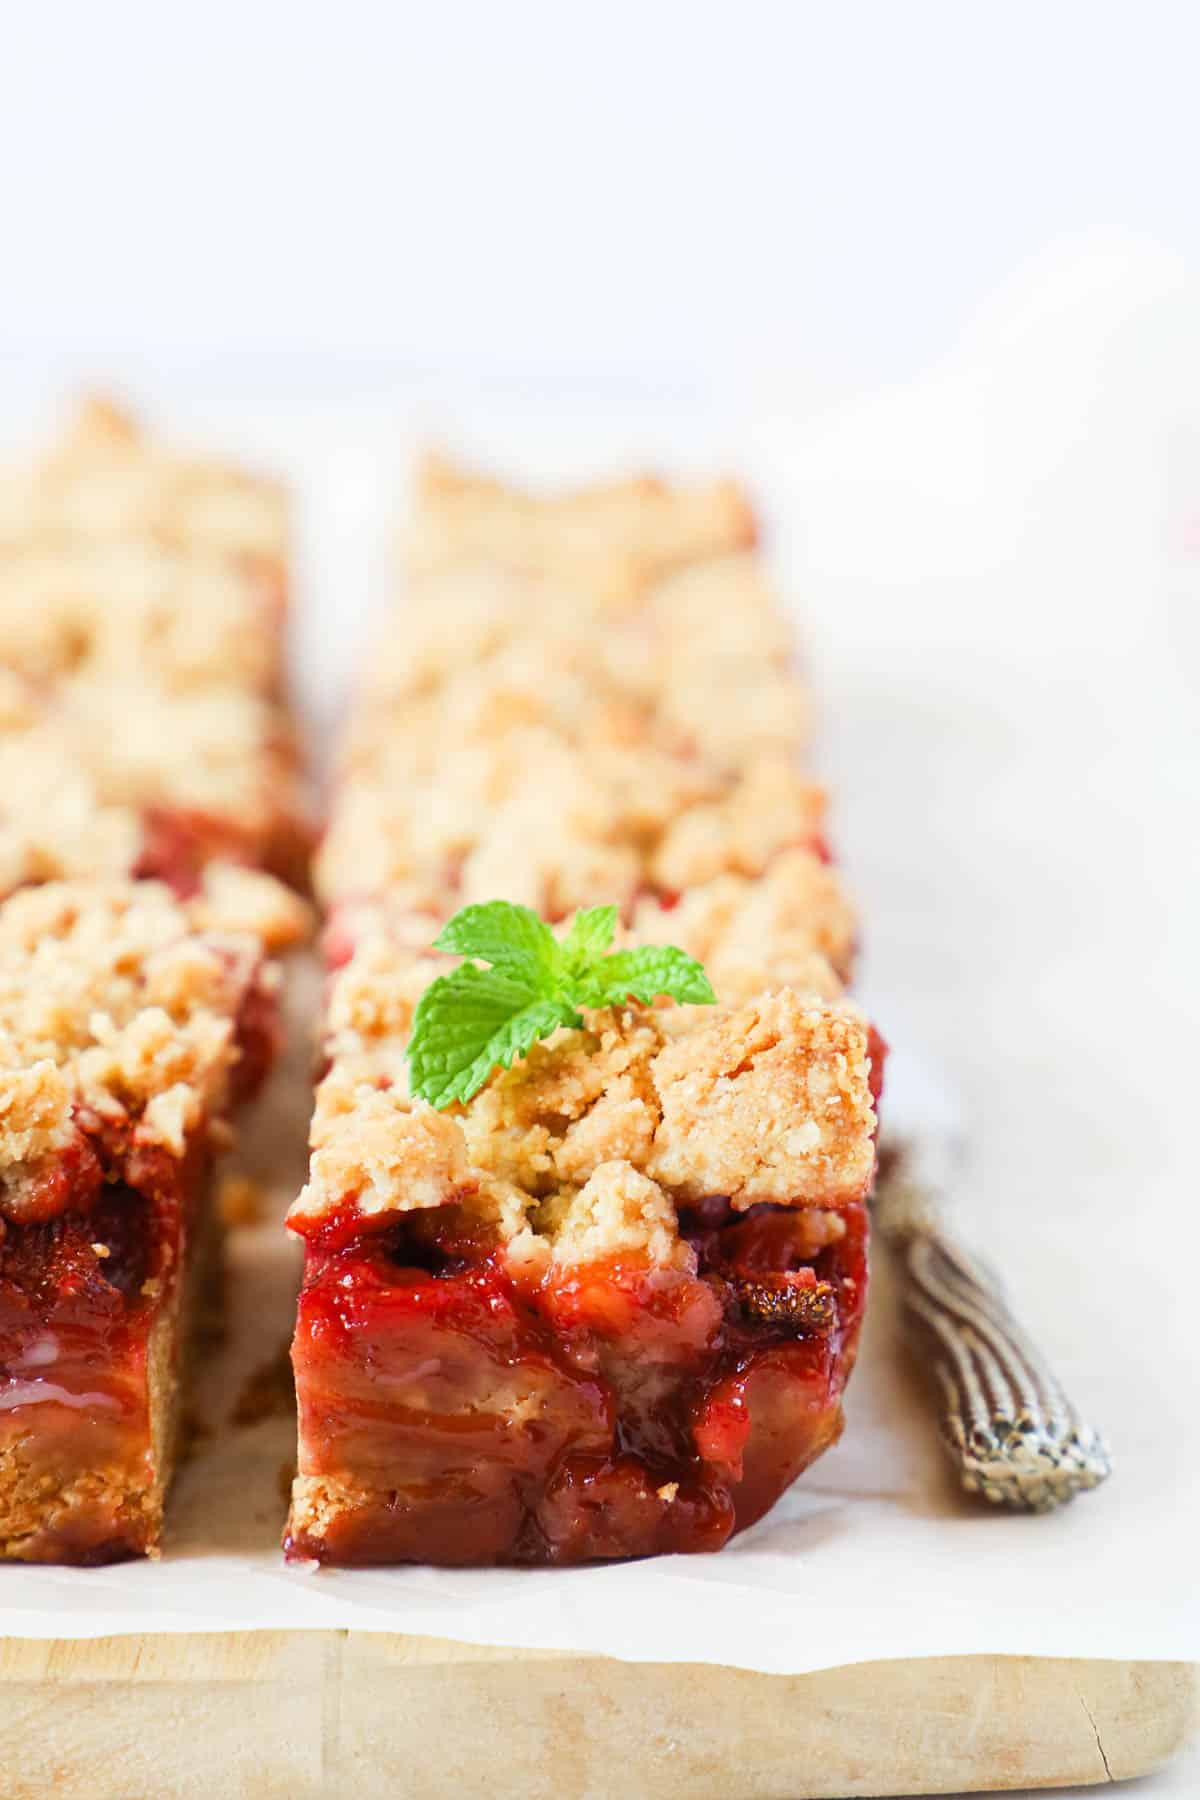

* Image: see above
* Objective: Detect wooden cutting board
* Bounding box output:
[5,1000,1192,1797]
[0,1635,1193,1798]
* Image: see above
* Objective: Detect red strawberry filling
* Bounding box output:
[286,1197,866,1565]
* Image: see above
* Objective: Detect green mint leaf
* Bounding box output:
[407,963,580,1109]
[559,904,618,977]
[408,901,715,1109]
[575,945,717,1011]
[433,900,560,987]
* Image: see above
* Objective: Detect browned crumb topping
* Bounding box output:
[0,709,142,894]
[315,741,830,918]
[301,455,877,1279]
[349,552,810,776]
[0,677,306,893]
[0,397,288,563]
[646,989,874,1207]
[630,847,856,998]
[321,538,819,915]
[403,451,757,602]
[192,864,313,953]
[289,929,876,1262]
[0,402,303,910]
[0,880,275,1222]
[0,540,283,694]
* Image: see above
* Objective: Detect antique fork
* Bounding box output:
[871,1038,1112,1512]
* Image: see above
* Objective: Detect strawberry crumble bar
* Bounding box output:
[286,918,876,1564]
[289,454,882,1565]
[0,397,310,1566]
[0,881,283,1562]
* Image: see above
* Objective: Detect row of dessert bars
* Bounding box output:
[0,403,308,1563]
[285,456,883,1565]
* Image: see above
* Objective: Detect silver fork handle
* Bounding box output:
[873,1137,1112,1512]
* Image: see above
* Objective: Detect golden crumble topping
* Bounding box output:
[646,553,795,668]
[404,451,757,602]
[650,757,828,892]
[315,728,695,914]
[0,540,283,693]
[191,863,314,952]
[351,563,607,709]
[316,738,830,919]
[301,453,878,1283]
[319,467,822,916]
[350,551,810,777]
[548,1162,692,1271]
[0,398,288,565]
[646,989,875,1207]
[0,403,303,920]
[630,847,856,994]
[0,676,306,893]
[304,1090,472,1225]
[288,928,876,1262]
[0,729,143,895]
[0,880,275,1222]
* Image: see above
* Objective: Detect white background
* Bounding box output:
[0,2,1196,393]
[2,8,1198,1796]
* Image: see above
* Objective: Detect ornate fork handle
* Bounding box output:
[873,1139,1112,1512]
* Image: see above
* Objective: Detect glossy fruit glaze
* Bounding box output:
[287,1197,868,1566]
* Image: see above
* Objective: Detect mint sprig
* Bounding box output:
[406,900,715,1109]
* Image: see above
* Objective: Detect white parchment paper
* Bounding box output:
[1,240,1197,1672]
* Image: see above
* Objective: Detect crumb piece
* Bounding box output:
[194,864,313,952]
[648,990,876,1209]
[548,1161,692,1271]
[290,1090,473,1230]
[0,1062,76,1197]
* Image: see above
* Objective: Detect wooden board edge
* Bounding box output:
[0,1634,1194,1799]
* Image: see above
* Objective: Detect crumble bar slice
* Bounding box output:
[0,880,282,1562]
[284,925,877,1566]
